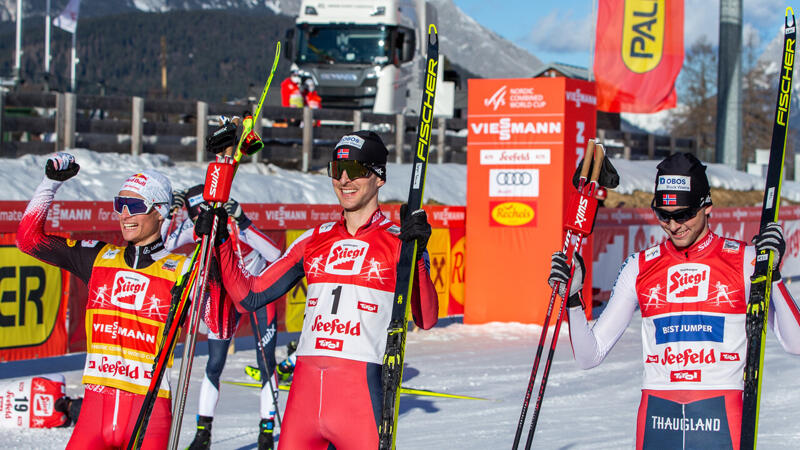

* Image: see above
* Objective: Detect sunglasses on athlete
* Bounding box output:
[327,160,381,180]
[113,196,164,216]
[650,199,706,224]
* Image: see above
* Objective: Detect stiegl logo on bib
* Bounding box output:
[325,240,369,275]
[666,264,710,303]
[110,271,150,310]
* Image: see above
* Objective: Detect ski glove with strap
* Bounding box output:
[399,204,431,261]
[223,199,252,230]
[195,204,229,246]
[170,189,188,216]
[45,152,80,181]
[548,251,585,308]
[206,118,238,155]
[753,222,785,277]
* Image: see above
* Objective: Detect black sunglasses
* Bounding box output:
[651,201,705,224]
[328,160,376,180]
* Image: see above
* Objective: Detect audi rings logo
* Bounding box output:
[495,171,533,185]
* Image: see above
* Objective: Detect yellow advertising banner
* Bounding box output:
[427,229,451,318]
[0,246,64,350]
[284,230,308,332]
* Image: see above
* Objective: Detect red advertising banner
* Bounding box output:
[594,0,684,113]
[466,77,596,325]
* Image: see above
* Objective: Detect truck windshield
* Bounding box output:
[297,25,392,65]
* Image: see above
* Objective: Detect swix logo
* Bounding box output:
[315,337,343,351]
[670,370,701,382]
[666,264,710,303]
[311,315,362,336]
[574,196,589,227]
[325,239,369,275]
[720,352,740,362]
[358,301,378,313]
[307,298,318,307]
[646,355,659,363]
[110,271,150,310]
[33,394,54,416]
[208,165,221,197]
[659,346,716,366]
[484,85,507,111]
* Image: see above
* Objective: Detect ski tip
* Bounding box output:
[428,23,438,35]
[787,7,795,27]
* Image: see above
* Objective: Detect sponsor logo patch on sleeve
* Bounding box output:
[644,245,661,261]
[722,240,741,253]
[161,259,178,272]
[81,240,99,248]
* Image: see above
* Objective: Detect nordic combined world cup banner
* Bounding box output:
[594,0,684,113]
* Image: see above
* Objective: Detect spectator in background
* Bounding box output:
[281,64,305,109]
[303,78,322,110]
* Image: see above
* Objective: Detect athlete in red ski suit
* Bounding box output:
[551,153,800,449]
[16,154,200,449]
[198,131,439,449]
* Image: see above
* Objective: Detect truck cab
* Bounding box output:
[287,0,430,114]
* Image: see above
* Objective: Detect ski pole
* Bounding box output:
[511,140,596,449]
[524,143,605,449]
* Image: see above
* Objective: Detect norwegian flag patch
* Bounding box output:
[337,148,349,159]
[663,194,677,205]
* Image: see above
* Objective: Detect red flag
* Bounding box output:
[594,0,684,113]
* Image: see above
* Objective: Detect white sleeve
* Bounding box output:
[164,218,196,252]
[239,225,282,263]
[568,253,640,369]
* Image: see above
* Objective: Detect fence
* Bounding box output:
[0,92,698,166]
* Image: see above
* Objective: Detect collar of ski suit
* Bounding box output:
[663,230,718,260]
[338,208,388,237]
[123,238,167,269]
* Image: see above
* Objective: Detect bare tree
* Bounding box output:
[741,32,775,166]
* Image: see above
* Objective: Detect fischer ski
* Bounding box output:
[740,8,795,450]
[166,41,281,450]
[224,379,489,401]
[378,24,439,450]
[513,140,605,450]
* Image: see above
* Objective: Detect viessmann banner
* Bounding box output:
[594,0,684,113]
[466,77,596,325]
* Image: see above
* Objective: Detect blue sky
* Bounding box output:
[452,0,791,68]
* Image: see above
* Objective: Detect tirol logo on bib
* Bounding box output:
[666,264,710,303]
[325,239,369,275]
[110,271,150,310]
[657,175,691,191]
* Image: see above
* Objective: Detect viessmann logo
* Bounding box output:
[470,118,562,141]
[325,239,369,275]
[110,271,150,310]
[666,264,710,303]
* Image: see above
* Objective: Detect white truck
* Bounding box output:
[286,0,439,115]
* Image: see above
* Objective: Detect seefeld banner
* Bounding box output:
[593,0,684,113]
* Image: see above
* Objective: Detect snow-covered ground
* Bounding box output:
[4,310,800,449]
[5,148,800,205]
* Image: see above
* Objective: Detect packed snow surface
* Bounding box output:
[4,149,800,204]
[4,312,800,448]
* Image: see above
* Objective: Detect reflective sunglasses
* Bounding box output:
[327,160,375,180]
[651,202,704,224]
[113,196,158,216]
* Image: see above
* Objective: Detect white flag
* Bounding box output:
[53,0,81,34]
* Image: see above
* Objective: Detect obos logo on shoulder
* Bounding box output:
[666,263,710,303]
[489,201,536,227]
[325,240,369,275]
[110,271,150,310]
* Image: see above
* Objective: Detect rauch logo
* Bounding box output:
[110,271,150,310]
[325,239,369,275]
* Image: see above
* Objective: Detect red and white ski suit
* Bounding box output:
[568,232,800,449]
[16,178,195,449]
[217,209,438,449]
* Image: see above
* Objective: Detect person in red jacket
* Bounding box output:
[196,130,438,449]
[280,64,304,109]
[16,153,196,449]
[549,153,800,449]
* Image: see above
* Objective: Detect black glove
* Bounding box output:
[194,203,229,246]
[399,204,431,261]
[45,152,80,181]
[548,251,585,308]
[753,222,785,276]
[206,119,238,155]
[223,198,252,229]
[170,189,187,215]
